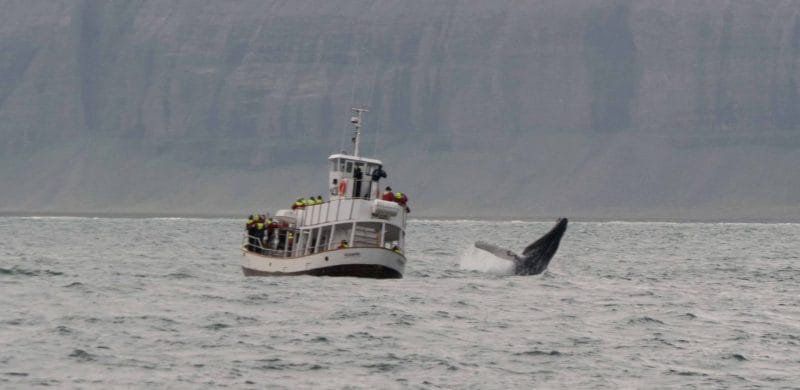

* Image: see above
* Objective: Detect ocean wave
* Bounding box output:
[0,267,64,277]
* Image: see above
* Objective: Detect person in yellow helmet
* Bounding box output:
[394,192,410,213]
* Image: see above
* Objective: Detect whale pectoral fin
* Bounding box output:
[474,241,518,262]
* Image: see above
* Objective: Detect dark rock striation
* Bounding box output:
[1,0,799,219]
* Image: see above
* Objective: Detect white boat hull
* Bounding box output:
[241,247,405,279]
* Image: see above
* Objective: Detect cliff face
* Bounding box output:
[1,0,799,218]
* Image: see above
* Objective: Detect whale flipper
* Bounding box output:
[474,241,518,262]
[473,218,568,276]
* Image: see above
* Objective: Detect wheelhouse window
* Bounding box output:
[345,161,353,173]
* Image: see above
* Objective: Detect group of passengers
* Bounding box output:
[291,195,325,210]
[381,186,410,213]
[245,214,293,254]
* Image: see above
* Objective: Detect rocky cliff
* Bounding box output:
[1,0,799,219]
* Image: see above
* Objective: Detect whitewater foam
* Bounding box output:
[458,245,515,275]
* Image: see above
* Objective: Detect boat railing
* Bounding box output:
[243,234,291,257]
[296,197,406,227]
[242,233,329,257]
[243,233,399,258]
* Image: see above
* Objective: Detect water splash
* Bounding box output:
[458,246,514,275]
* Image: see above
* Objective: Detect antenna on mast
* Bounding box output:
[350,107,368,157]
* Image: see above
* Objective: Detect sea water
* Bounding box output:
[1,217,798,388]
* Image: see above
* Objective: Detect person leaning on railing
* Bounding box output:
[379,187,410,213]
[394,192,410,213]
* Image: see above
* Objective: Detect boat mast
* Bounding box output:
[350,107,368,157]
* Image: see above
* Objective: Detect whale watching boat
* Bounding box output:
[241,108,408,278]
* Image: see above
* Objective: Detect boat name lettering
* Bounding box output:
[344,252,361,257]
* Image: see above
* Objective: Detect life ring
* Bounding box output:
[338,180,347,195]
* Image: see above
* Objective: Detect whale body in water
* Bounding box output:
[474,218,568,275]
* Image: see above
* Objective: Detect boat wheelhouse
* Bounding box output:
[241,109,408,278]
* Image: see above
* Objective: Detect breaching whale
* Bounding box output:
[474,218,568,275]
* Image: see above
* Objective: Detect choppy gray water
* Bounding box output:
[1,217,798,388]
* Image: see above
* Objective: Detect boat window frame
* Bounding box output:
[353,221,381,247]
[333,222,354,248]
[317,225,333,251]
[345,161,353,173]
[306,227,319,255]
[383,224,403,250]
